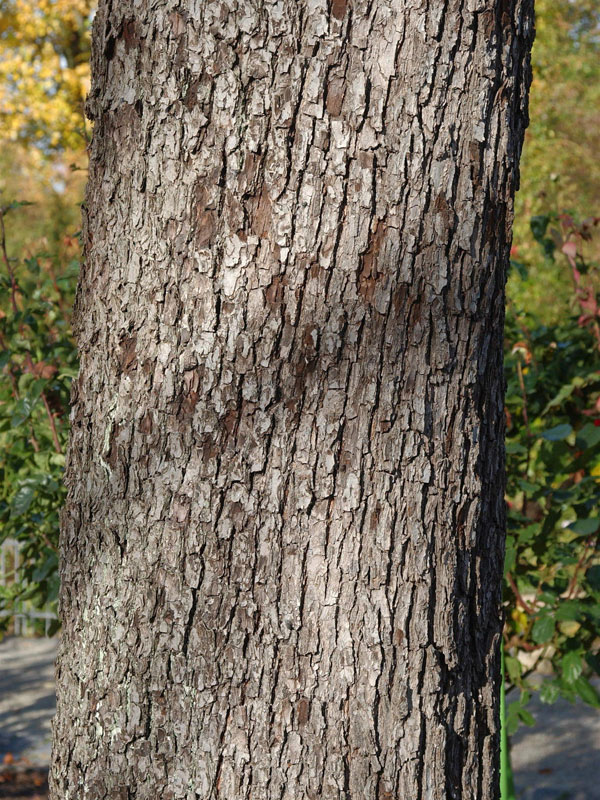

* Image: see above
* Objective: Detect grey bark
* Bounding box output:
[50,1,534,798]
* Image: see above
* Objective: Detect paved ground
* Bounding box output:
[0,638,55,768]
[512,681,600,800]
[0,637,599,798]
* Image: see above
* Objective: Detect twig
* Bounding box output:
[515,357,535,518]
[39,528,57,552]
[506,571,536,614]
[3,209,65,455]
[567,536,596,599]
[41,391,62,454]
[0,331,41,452]
[504,633,540,652]
[505,642,553,695]
[0,208,20,314]
[23,353,62,454]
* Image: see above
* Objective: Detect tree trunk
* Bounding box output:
[50,2,533,798]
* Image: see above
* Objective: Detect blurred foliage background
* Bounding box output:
[0,0,92,634]
[0,0,90,255]
[0,0,599,743]
[509,0,600,317]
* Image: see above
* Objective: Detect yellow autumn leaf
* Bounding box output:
[511,608,528,634]
[558,620,581,637]
[0,0,93,150]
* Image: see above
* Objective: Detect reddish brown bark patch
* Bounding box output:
[331,0,348,20]
[106,423,122,470]
[178,390,199,419]
[196,210,216,248]
[119,334,137,373]
[358,220,386,302]
[194,186,218,248]
[326,77,345,117]
[266,276,285,306]
[169,11,187,36]
[249,185,272,238]
[139,410,153,434]
[221,408,240,438]
[122,18,140,52]
[297,698,310,725]
[184,78,201,110]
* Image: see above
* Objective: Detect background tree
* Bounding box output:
[509,0,600,317]
[0,0,92,257]
[503,216,600,730]
[0,0,92,150]
[50,2,534,799]
[0,2,91,634]
[0,201,77,635]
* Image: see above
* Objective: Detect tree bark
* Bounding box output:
[50,2,533,798]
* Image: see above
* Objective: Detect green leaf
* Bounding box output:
[506,441,527,455]
[506,702,521,736]
[541,510,561,537]
[538,590,559,605]
[587,565,600,592]
[539,681,560,704]
[37,475,59,494]
[576,423,600,449]
[506,694,535,735]
[49,453,65,468]
[11,396,35,427]
[6,200,35,211]
[555,600,584,622]
[10,485,35,518]
[551,488,574,502]
[530,215,550,242]
[510,259,528,280]
[587,604,600,620]
[518,479,540,495]
[574,676,600,708]
[33,452,51,471]
[532,614,555,644]
[31,553,58,583]
[517,707,536,727]
[505,655,522,685]
[567,518,600,535]
[24,257,40,275]
[45,575,60,603]
[561,651,583,684]
[504,536,516,576]
[17,372,34,395]
[541,424,573,441]
[518,523,539,544]
[57,368,78,379]
[28,378,47,403]
[543,377,585,414]
[586,652,600,676]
